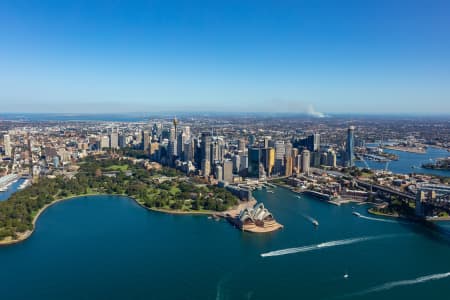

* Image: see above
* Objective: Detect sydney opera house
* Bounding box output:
[230,203,283,233]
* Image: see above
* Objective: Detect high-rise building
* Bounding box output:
[100,135,110,149]
[301,149,311,175]
[232,155,240,174]
[306,133,321,152]
[118,134,127,148]
[284,156,293,176]
[215,165,223,181]
[238,139,246,152]
[248,148,261,178]
[201,158,211,177]
[110,129,119,149]
[261,147,275,176]
[328,150,337,168]
[201,132,212,165]
[346,126,355,167]
[142,130,151,151]
[3,134,11,157]
[223,160,233,183]
[274,141,286,175]
[240,154,248,172]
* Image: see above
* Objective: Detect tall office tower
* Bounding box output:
[249,135,256,146]
[320,152,328,166]
[3,134,11,156]
[284,155,293,176]
[240,154,248,172]
[328,150,337,168]
[292,148,299,160]
[223,160,233,183]
[307,133,321,151]
[210,138,224,163]
[311,151,321,168]
[142,130,151,151]
[152,122,161,137]
[183,141,194,162]
[200,132,212,165]
[177,132,186,158]
[274,141,286,175]
[215,165,223,181]
[232,154,240,174]
[118,134,127,148]
[301,149,311,175]
[168,140,177,158]
[201,158,211,177]
[261,147,275,176]
[100,135,110,149]
[248,148,261,178]
[263,137,270,148]
[346,126,355,167]
[238,138,246,152]
[110,129,119,149]
[294,154,302,173]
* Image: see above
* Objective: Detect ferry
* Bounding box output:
[352,211,362,217]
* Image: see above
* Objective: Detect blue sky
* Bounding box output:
[0,0,449,114]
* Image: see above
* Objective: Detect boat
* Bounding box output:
[352,211,361,217]
[267,190,274,193]
[312,220,319,226]
[344,273,349,279]
[296,195,301,199]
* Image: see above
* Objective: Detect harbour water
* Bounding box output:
[356,146,450,177]
[0,178,25,202]
[1,188,450,299]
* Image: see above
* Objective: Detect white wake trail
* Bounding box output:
[358,214,398,223]
[349,272,450,297]
[261,234,398,258]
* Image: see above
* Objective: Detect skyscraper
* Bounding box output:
[110,129,118,149]
[142,130,151,151]
[223,160,233,183]
[201,132,212,165]
[248,148,261,178]
[346,126,355,167]
[3,134,11,157]
[301,149,311,175]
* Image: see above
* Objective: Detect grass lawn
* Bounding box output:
[106,165,129,171]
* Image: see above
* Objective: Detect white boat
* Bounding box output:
[312,220,319,226]
[344,273,349,279]
[296,195,301,199]
[352,211,361,217]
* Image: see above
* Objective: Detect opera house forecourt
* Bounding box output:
[227,203,283,233]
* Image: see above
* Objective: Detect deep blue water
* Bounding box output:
[0,178,25,202]
[1,189,450,299]
[356,147,450,177]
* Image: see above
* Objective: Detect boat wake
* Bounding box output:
[346,271,450,297]
[301,213,318,225]
[261,234,399,257]
[357,214,399,224]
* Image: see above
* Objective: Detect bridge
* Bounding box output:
[355,180,415,201]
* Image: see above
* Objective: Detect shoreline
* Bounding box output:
[0,193,234,246]
[384,146,426,154]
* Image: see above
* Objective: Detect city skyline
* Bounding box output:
[1,0,450,114]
